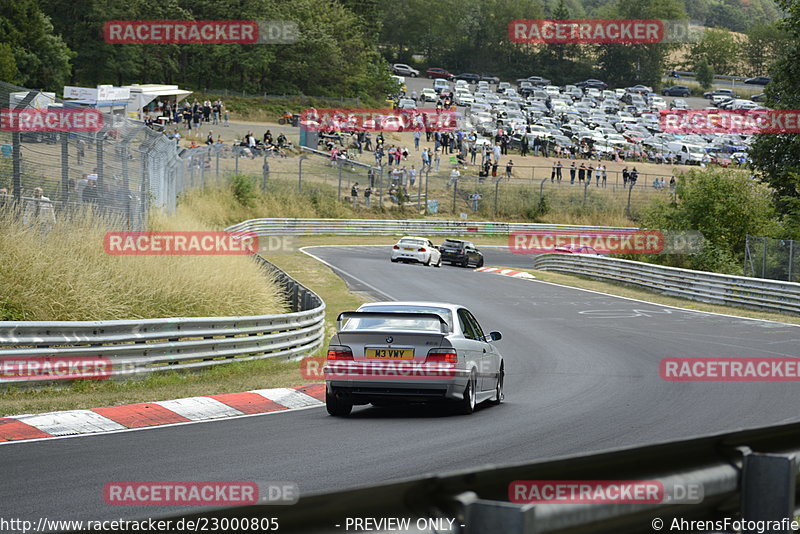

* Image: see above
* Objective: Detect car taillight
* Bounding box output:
[393,245,400,250]
[327,346,353,360]
[418,247,426,252]
[426,349,457,364]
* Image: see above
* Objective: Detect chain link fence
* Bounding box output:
[0,81,187,230]
[744,235,800,283]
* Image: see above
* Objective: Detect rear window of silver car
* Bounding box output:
[345,305,453,333]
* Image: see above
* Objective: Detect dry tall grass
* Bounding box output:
[0,206,284,321]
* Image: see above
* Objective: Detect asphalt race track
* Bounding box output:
[3,245,800,526]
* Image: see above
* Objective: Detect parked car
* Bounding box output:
[670,98,689,110]
[575,79,608,90]
[453,73,481,83]
[392,63,419,77]
[626,85,653,94]
[751,93,767,102]
[426,67,454,80]
[478,73,500,84]
[433,79,450,93]
[439,239,484,268]
[744,76,771,85]
[516,76,551,86]
[390,237,442,266]
[420,88,438,102]
[324,301,505,416]
[662,85,690,97]
[703,88,736,99]
[397,98,417,110]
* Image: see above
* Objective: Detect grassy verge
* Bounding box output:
[505,267,800,325]
[0,242,365,416]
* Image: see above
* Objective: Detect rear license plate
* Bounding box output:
[366,348,414,359]
[403,247,414,251]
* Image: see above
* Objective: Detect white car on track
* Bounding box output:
[324,301,505,416]
[391,237,442,266]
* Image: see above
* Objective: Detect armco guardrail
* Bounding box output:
[225,218,635,236]
[154,420,800,533]
[532,254,800,315]
[0,256,325,384]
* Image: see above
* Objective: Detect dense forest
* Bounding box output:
[0,0,787,98]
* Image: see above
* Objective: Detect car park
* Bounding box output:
[391,237,442,266]
[670,98,688,109]
[426,67,454,80]
[439,239,484,268]
[393,63,419,77]
[324,301,505,416]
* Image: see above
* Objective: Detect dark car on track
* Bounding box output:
[453,73,481,84]
[426,67,454,80]
[744,76,771,85]
[439,239,484,268]
[662,85,690,97]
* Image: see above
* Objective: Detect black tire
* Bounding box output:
[425,256,431,266]
[411,73,417,78]
[456,374,477,415]
[435,256,442,268]
[476,257,484,268]
[278,118,286,125]
[391,258,398,263]
[491,363,504,405]
[326,390,353,416]
[461,258,469,268]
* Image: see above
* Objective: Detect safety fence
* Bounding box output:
[0,257,325,385]
[745,235,800,284]
[154,420,800,533]
[532,253,800,315]
[225,218,635,236]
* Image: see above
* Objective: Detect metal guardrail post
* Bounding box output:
[742,451,797,529]
[495,178,501,218]
[298,154,307,192]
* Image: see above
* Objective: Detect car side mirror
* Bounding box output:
[488,331,502,342]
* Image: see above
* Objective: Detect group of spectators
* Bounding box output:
[147,99,230,130]
[236,130,291,158]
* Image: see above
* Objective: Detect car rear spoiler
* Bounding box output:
[336,312,450,334]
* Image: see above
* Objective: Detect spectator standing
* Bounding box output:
[569,162,576,184]
[578,163,586,184]
[364,186,372,207]
[622,167,629,187]
[505,160,513,179]
[409,165,417,187]
[556,161,563,183]
[434,148,441,171]
[77,138,86,165]
[630,167,638,188]
[601,165,607,188]
[414,130,420,151]
[23,187,56,227]
[449,167,460,188]
[351,182,359,207]
[669,176,676,191]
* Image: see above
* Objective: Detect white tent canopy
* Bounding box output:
[123,84,193,112]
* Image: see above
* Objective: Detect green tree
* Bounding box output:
[742,22,790,76]
[695,59,714,90]
[706,0,748,32]
[687,28,740,76]
[596,0,687,88]
[0,0,73,90]
[749,0,800,238]
[0,43,17,83]
[641,169,779,272]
